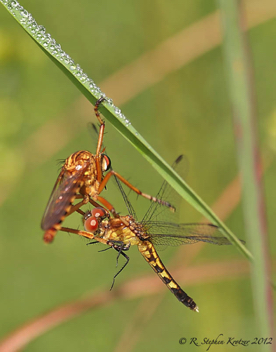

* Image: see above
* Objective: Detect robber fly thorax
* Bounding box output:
[63,150,110,199]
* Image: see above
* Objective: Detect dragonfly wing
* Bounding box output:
[151,233,233,246]
[142,155,188,224]
[147,222,218,235]
[147,223,242,246]
[41,168,85,230]
[113,175,137,219]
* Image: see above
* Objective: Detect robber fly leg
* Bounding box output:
[96,196,118,217]
[60,227,109,246]
[66,195,89,217]
[98,170,175,212]
[94,98,106,177]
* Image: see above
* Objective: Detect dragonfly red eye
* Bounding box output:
[102,154,111,172]
[84,217,98,232]
[91,207,106,218]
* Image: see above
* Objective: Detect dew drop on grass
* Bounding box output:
[80,73,88,82]
[105,97,113,105]
[20,9,28,17]
[114,107,121,115]
[10,0,19,9]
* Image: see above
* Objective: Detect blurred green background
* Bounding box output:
[0,0,275,351]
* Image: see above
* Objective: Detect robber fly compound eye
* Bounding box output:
[101,154,111,172]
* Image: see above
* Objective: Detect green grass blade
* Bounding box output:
[218,0,272,342]
[1,0,252,260]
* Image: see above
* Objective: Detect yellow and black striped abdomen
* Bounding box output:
[137,241,199,312]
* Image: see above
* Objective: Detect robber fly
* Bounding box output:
[41,98,174,243]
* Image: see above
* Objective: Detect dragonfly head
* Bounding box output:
[83,207,108,233]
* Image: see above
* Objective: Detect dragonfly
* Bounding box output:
[41,97,174,243]
[60,155,244,312]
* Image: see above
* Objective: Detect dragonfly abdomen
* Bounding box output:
[138,241,199,312]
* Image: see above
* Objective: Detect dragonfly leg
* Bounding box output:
[113,242,131,267]
[109,243,130,291]
[97,247,113,253]
[86,241,100,246]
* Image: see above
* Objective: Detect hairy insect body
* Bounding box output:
[65,150,100,199]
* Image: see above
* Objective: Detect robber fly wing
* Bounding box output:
[41,168,85,231]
